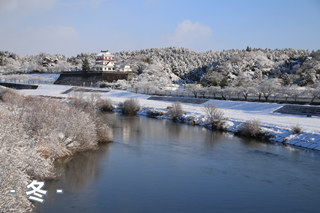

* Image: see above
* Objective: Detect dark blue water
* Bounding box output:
[35,113,320,213]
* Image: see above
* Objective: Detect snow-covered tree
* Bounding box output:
[282,73,291,86]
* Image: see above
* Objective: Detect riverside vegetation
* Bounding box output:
[0,86,112,212]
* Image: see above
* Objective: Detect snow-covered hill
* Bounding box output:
[1,47,319,87]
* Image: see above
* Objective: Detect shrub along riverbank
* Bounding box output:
[0,86,112,212]
[107,97,320,151]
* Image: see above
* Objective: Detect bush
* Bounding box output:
[87,92,102,106]
[122,98,141,114]
[167,101,183,119]
[203,102,224,122]
[22,98,98,154]
[0,109,54,212]
[97,98,114,112]
[100,82,107,88]
[203,102,226,130]
[95,118,113,142]
[0,88,114,212]
[239,119,261,137]
[69,90,89,107]
[291,124,302,134]
[0,86,24,106]
[147,109,165,118]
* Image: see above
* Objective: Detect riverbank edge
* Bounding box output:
[17,91,320,151]
[112,106,320,151]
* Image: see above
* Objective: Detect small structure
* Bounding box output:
[119,65,132,72]
[94,50,115,71]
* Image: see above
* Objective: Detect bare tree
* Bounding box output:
[280,86,291,103]
[203,102,224,123]
[306,86,320,104]
[187,84,200,98]
[219,88,228,100]
[225,86,235,100]
[199,88,207,98]
[289,85,303,103]
[144,84,152,95]
[208,86,221,99]
[133,84,139,94]
[167,101,183,119]
[240,86,254,101]
[272,87,281,103]
[260,79,280,102]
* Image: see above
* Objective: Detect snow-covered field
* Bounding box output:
[29,73,60,83]
[20,85,320,151]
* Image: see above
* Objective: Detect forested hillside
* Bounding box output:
[1,47,320,87]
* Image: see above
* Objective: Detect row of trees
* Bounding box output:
[118,79,320,104]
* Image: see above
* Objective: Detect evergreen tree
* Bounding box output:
[307,72,316,84]
[282,73,291,86]
[82,58,90,72]
[254,70,262,79]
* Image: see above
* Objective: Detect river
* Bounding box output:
[35,113,320,213]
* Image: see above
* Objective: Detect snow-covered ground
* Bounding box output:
[19,85,320,151]
[29,73,60,84]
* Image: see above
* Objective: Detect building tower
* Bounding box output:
[94,50,115,71]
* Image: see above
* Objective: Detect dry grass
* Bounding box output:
[291,124,302,134]
[239,119,261,137]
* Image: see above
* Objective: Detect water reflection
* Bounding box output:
[203,130,224,148]
[35,113,320,213]
[238,135,269,148]
[65,144,111,188]
[104,114,143,145]
[33,143,111,212]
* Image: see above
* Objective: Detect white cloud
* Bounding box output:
[163,20,213,49]
[0,0,55,14]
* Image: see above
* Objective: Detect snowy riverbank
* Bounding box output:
[19,85,320,151]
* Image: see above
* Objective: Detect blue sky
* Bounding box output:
[0,0,319,56]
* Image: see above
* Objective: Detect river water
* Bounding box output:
[35,113,320,213]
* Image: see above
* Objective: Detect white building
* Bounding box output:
[119,65,132,72]
[94,50,115,71]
